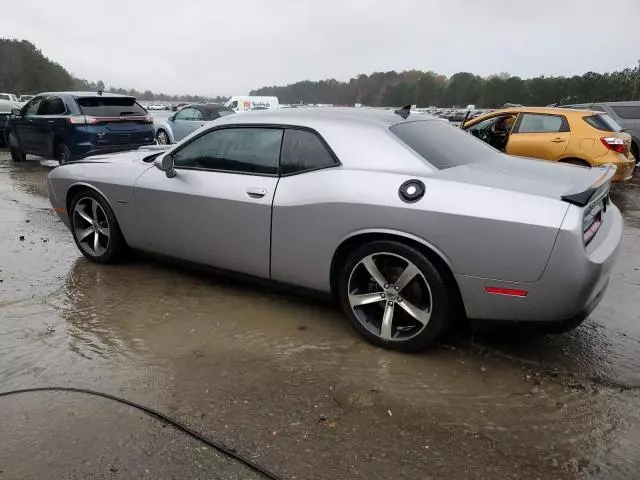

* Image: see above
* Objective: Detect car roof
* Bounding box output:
[496,106,596,115]
[36,91,135,98]
[189,103,230,111]
[591,101,640,107]
[216,107,440,129]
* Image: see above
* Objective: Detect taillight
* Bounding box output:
[601,136,625,153]
[583,196,606,245]
[67,115,100,125]
[143,114,153,124]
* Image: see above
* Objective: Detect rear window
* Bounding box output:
[76,96,147,117]
[583,114,622,132]
[390,120,501,170]
[611,106,640,120]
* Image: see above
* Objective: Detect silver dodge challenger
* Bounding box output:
[47,108,622,352]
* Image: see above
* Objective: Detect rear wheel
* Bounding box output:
[8,133,26,162]
[156,129,170,145]
[70,190,127,264]
[338,241,451,352]
[54,143,71,164]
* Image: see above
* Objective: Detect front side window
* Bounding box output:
[174,108,195,120]
[173,127,283,175]
[24,97,44,116]
[515,113,569,133]
[38,97,66,115]
[280,128,338,175]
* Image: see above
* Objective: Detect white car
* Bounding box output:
[0,93,20,103]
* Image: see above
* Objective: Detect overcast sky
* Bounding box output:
[3,0,639,96]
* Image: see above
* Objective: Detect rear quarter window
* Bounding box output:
[76,97,147,117]
[610,106,640,120]
[390,119,502,170]
[583,114,622,132]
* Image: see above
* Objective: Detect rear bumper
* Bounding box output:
[457,203,622,324]
[593,152,636,182]
[72,141,156,159]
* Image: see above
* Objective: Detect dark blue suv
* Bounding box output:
[6,92,155,163]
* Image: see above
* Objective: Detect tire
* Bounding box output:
[69,190,127,264]
[54,142,72,164]
[632,142,639,166]
[8,133,26,162]
[337,240,451,352]
[156,129,170,145]
[561,158,590,168]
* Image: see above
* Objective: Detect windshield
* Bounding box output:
[76,97,147,117]
[611,105,640,120]
[391,119,501,169]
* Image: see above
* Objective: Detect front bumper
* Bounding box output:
[456,203,622,324]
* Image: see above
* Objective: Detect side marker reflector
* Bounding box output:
[485,287,528,297]
[54,207,65,213]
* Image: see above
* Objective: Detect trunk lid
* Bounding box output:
[438,154,615,202]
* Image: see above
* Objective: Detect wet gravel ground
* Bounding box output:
[0,151,639,479]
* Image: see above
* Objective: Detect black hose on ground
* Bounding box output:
[0,386,283,480]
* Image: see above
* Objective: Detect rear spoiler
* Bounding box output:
[561,164,616,206]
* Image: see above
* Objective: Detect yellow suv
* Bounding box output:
[462,107,636,182]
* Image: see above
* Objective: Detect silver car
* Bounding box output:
[47,108,622,352]
[154,103,234,145]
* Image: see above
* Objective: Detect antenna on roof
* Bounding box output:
[394,104,411,119]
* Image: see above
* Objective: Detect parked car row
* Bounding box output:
[45,107,623,352]
[463,105,637,181]
[154,103,234,144]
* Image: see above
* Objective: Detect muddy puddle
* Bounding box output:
[1,152,639,479]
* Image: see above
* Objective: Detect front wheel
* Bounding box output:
[156,129,170,145]
[70,190,127,264]
[338,241,451,352]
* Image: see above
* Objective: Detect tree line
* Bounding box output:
[3,38,638,108]
[251,68,640,107]
[0,38,226,103]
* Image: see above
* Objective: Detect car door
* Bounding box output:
[187,108,206,135]
[133,126,283,278]
[270,128,341,290]
[506,112,570,161]
[170,107,197,142]
[13,96,43,153]
[32,95,67,157]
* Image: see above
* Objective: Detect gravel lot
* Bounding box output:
[1,151,639,479]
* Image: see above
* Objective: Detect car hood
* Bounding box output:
[438,155,613,200]
[72,146,170,165]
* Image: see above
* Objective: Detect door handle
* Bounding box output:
[550,137,566,143]
[246,187,267,198]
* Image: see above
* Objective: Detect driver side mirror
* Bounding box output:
[169,114,175,122]
[11,108,21,116]
[154,153,177,178]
